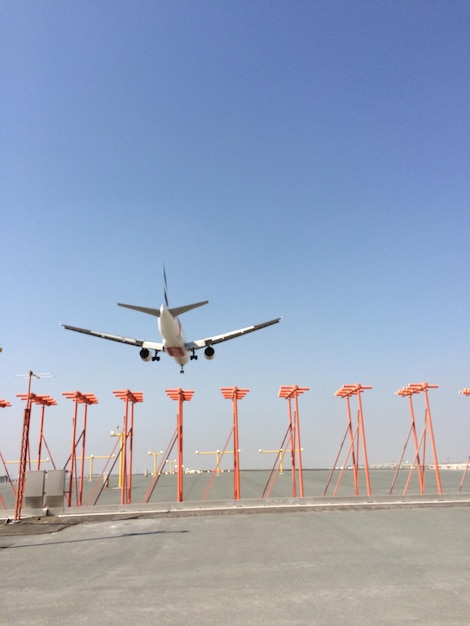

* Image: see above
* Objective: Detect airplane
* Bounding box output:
[61,275,281,373]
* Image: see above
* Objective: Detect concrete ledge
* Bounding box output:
[2,493,470,526]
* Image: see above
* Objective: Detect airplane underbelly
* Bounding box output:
[159,310,189,365]
[163,330,188,364]
[166,345,189,364]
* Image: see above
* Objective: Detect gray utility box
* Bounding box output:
[24,471,46,509]
[45,470,66,508]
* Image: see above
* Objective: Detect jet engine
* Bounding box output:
[204,346,215,360]
[139,348,152,362]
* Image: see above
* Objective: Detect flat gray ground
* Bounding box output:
[1,506,469,625]
[1,468,467,511]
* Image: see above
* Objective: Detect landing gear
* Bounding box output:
[152,351,161,362]
[180,365,184,374]
[190,349,198,361]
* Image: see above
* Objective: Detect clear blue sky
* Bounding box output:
[2,1,469,475]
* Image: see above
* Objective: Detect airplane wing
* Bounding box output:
[185,317,281,350]
[61,324,164,351]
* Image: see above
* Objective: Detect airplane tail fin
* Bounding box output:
[163,264,169,307]
[161,264,208,316]
[117,265,208,318]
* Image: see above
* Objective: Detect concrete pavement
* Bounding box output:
[1,505,469,625]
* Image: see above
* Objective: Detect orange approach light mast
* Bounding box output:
[324,384,372,497]
[220,387,249,500]
[16,393,57,470]
[458,388,470,493]
[63,391,99,506]
[14,371,53,521]
[0,399,11,510]
[278,385,309,498]
[113,390,143,505]
[165,388,194,503]
[391,383,441,496]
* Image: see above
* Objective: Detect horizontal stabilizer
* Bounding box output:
[169,301,208,317]
[118,303,161,317]
[118,301,209,318]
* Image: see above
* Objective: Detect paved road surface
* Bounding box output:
[1,506,469,625]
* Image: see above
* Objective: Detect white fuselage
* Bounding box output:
[158,305,189,365]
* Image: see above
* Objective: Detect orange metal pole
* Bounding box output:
[329,384,372,497]
[396,383,441,495]
[121,399,128,505]
[63,392,98,506]
[177,394,183,502]
[14,371,34,521]
[408,392,425,492]
[0,400,12,510]
[67,397,78,506]
[233,395,240,500]
[113,390,143,505]
[279,386,309,498]
[128,401,135,502]
[458,389,470,493]
[14,405,31,519]
[17,393,57,472]
[37,404,46,470]
[422,385,442,494]
[220,387,249,500]
[287,396,296,497]
[394,387,424,494]
[165,389,194,503]
[345,396,358,495]
[78,404,89,506]
[293,391,304,498]
[356,391,371,496]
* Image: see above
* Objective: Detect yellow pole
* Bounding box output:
[148,450,164,476]
[111,431,125,487]
[166,459,177,474]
